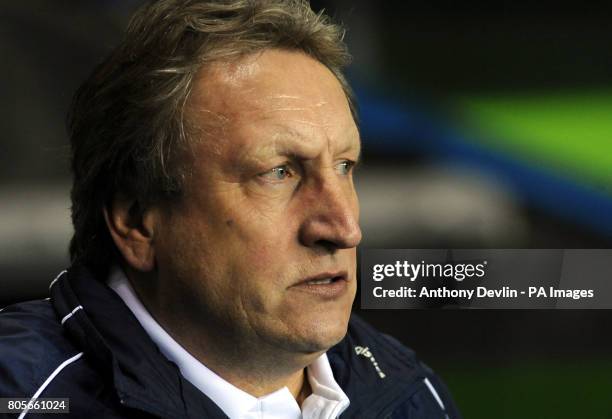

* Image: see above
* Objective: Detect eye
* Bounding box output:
[259,164,294,182]
[335,160,356,176]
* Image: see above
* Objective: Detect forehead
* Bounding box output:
[185,49,358,147]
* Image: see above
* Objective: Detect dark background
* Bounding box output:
[2,1,612,417]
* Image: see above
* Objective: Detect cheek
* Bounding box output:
[157,221,213,283]
[230,233,289,279]
[226,210,296,267]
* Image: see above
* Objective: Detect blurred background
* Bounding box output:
[2,1,612,417]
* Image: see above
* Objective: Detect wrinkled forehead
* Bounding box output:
[185,49,356,133]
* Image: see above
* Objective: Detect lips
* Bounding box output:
[306,277,335,285]
[294,271,348,287]
[289,271,350,299]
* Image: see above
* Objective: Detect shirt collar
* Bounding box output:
[108,266,350,419]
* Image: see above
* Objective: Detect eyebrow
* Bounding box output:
[269,125,361,160]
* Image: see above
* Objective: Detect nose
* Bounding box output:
[298,176,362,251]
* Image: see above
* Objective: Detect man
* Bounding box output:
[0,1,460,417]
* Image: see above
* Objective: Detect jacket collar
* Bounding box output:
[50,264,227,418]
[326,316,426,417]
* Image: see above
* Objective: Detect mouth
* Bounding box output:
[305,277,338,285]
[296,271,348,285]
[290,271,350,298]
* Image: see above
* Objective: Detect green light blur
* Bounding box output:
[453,90,612,188]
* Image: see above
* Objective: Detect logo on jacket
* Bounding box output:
[354,345,386,379]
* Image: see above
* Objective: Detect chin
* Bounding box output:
[282,312,351,354]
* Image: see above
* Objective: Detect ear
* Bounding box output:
[103,194,157,272]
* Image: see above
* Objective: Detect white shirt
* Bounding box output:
[108,266,350,419]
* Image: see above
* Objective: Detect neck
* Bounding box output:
[165,312,316,400]
[167,319,315,400]
[213,363,311,400]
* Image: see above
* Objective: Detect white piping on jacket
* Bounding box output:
[423,377,446,411]
[48,270,67,290]
[60,305,83,325]
[18,352,84,419]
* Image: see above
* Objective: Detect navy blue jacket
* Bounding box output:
[0,265,461,418]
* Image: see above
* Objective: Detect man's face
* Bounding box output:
[153,49,361,358]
